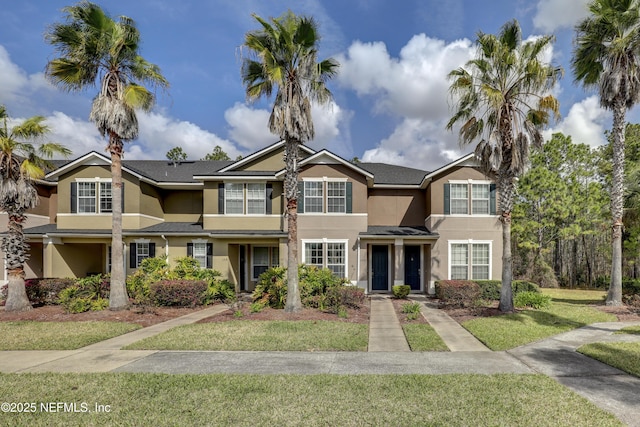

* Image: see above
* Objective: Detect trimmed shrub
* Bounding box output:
[149,280,208,307]
[474,280,502,300]
[514,291,552,309]
[392,285,411,299]
[513,280,540,294]
[324,285,366,313]
[252,266,287,309]
[435,280,481,307]
[2,278,76,306]
[300,265,348,308]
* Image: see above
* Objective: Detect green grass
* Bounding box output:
[462,290,616,351]
[124,321,368,351]
[616,325,640,335]
[0,373,622,426]
[402,324,449,351]
[0,322,141,350]
[578,342,640,377]
[540,288,607,305]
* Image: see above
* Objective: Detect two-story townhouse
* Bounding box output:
[10,141,502,294]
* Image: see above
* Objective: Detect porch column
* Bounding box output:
[394,238,404,286]
[43,237,62,278]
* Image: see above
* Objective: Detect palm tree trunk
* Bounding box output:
[108,135,129,310]
[608,99,626,306]
[3,211,32,312]
[284,138,302,313]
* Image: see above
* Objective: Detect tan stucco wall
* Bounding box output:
[426,216,502,283]
[163,190,203,222]
[48,242,106,278]
[367,189,426,226]
[238,146,312,171]
[204,215,282,230]
[298,163,368,214]
[429,166,492,215]
[0,214,50,282]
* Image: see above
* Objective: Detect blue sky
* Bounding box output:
[0,0,628,170]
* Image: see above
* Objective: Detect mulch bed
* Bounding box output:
[390,298,428,324]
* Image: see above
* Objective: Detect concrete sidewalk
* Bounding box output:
[2,298,640,425]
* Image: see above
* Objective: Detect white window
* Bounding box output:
[450,244,469,280]
[304,181,323,213]
[327,182,346,213]
[247,183,266,214]
[100,182,112,213]
[303,240,347,278]
[225,183,244,214]
[450,184,468,215]
[472,184,490,215]
[252,246,279,279]
[449,242,491,280]
[78,182,97,213]
[136,242,150,268]
[193,242,207,268]
[76,180,113,214]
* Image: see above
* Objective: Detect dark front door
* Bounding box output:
[371,245,389,291]
[405,245,421,291]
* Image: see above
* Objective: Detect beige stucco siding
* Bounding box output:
[0,213,50,281]
[46,242,106,278]
[429,166,492,215]
[298,163,368,214]
[427,216,502,283]
[367,189,426,226]
[163,190,203,222]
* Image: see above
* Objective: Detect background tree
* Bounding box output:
[201,145,231,160]
[166,146,187,164]
[573,0,640,305]
[513,133,608,288]
[0,106,71,312]
[447,20,562,312]
[242,11,338,312]
[46,1,168,310]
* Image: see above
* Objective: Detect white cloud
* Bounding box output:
[533,0,590,32]
[0,45,54,112]
[543,96,611,147]
[224,103,277,151]
[337,35,474,119]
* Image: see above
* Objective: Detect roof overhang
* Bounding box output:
[275,149,375,182]
[218,140,316,173]
[420,153,478,186]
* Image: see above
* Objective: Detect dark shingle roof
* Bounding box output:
[360,226,438,237]
[358,163,429,185]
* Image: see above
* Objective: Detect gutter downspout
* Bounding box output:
[356,237,361,291]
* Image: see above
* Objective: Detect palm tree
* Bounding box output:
[573,0,640,306]
[45,1,168,310]
[447,20,562,312]
[0,106,71,312]
[242,11,338,312]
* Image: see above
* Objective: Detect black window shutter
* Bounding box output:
[266,183,273,214]
[130,243,136,268]
[297,182,304,213]
[444,183,450,215]
[121,183,125,213]
[70,182,77,213]
[489,183,497,215]
[207,243,213,268]
[218,183,225,214]
[149,243,156,258]
[346,182,353,213]
[187,243,193,257]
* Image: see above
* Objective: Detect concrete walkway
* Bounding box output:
[2,298,640,425]
[368,295,410,351]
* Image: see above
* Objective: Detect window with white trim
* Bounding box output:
[78,182,97,213]
[472,184,490,215]
[247,183,266,214]
[99,182,112,213]
[304,181,323,213]
[450,183,468,215]
[224,183,244,214]
[449,242,491,280]
[136,242,150,268]
[252,246,279,279]
[327,181,346,213]
[193,242,207,268]
[75,181,114,214]
[303,240,347,278]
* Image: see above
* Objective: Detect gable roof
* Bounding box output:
[218,140,316,173]
[358,163,429,186]
[275,149,375,181]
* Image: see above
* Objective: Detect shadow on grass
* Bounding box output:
[548,297,606,305]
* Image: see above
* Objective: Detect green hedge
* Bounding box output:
[435,279,540,306]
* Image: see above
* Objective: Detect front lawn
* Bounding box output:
[402,324,449,351]
[578,325,640,377]
[0,322,141,350]
[462,290,616,351]
[124,321,368,351]
[0,373,622,426]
